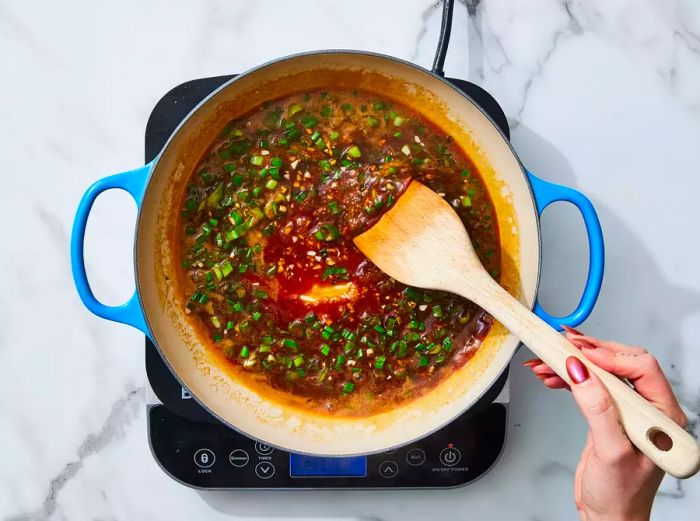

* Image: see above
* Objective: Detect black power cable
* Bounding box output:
[431,0,455,77]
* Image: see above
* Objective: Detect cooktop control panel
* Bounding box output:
[149,402,506,489]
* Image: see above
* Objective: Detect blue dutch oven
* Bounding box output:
[71,52,603,456]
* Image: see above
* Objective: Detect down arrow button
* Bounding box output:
[255,461,276,479]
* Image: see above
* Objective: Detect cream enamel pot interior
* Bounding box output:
[71,51,604,456]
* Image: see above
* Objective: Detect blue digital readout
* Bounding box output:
[289,454,367,477]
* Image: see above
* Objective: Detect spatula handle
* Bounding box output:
[463,278,700,479]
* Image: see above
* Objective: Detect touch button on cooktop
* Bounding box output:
[228,449,249,467]
[255,442,274,456]
[255,461,276,479]
[194,448,215,468]
[406,448,427,466]
[440,447,461,467]
[378,460,399,478]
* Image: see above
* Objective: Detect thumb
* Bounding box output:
[566,356,633,463]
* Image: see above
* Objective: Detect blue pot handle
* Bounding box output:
[70,162,154,335]
[526,170,605,330]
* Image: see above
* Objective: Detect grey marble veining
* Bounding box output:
[2,0,699,519]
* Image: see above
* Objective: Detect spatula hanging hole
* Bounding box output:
[648,428,673,451]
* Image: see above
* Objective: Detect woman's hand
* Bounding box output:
[523,328,687,521]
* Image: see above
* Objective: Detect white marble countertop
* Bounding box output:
[3,0,700,519]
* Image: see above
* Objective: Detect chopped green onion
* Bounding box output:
[321,325,335,339]
[328,200,341,215]
[341,382,355,394]
[301,114,319,128]
[252,311,262,321]
[265,179,278,190]
[346,145,361,158]
[320,344,331,356]
[429,343,442,355]
[460,195,472,207]
[288,103,304,117]
[403,287,422,302]
[315,223,340,242]
[283,339,298,350]
[408,320,425,331]
[250,155,263,166]
[240,346,250,358]
[264,201,278,219]
[419,355,429,367]
[317,366,329,382]
[397,341,408,358]
[293,355,305,367]
[321,266,348,281]
[432,305,443,318]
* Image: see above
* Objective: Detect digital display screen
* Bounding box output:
[289,454,367,477]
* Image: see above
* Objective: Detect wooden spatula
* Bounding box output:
[354,180,700,479]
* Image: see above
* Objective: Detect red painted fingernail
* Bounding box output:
[522,359,540,367]
[570,337,597,350]
[562,325,584,336]
[566,356,590,384]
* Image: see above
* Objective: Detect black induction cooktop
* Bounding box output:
[144,73,511,490]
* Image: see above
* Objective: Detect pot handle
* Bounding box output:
[526,170,605,330]
[70,163,153,336]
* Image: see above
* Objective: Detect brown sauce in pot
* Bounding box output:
[177,89,501,415]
